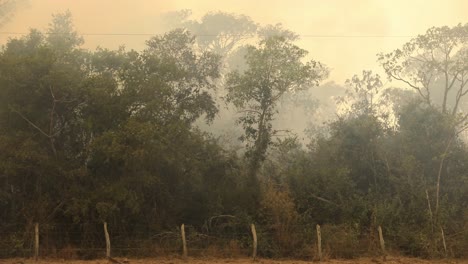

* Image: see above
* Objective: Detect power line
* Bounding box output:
[0,31,422,38]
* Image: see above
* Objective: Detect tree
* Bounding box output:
[0,12,90,246]
[0,12,235,254]
[257,23,299,41]
[46,10,84,53]
[378,24,468,219]
[385,99,466,256]
[226,36,328,177]
[162,10,257,56]
[0,0,26,28]
[76,28,224,228]
[337,70,384,117]
[141,28,221,124]
[378,23,468,117]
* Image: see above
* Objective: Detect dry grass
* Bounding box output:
[0,257,467,264]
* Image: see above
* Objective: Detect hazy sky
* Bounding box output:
[1,0,467,83]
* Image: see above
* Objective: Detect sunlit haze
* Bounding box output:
[2,0,467,82]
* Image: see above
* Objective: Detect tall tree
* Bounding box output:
[0,0,26,28]
[0,11,88,233]
[162,10,257,56]
[226,36,328,177]
[257,23,299,41]
[378,23,468,219]
[335,70,384,120]
[378,23,468,118]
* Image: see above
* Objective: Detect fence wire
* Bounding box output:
[0,222,466,259]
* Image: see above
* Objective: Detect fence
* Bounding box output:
[0,221,398,261]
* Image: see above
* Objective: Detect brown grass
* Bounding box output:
[0,257,467,264]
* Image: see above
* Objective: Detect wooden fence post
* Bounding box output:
[378,225,387,261]
[34,223,39,261]
[251,224,257,260]
[316,224,322,261]
[181,224,188,258]
[104,222,111,258]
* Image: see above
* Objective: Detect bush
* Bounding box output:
[320,224,362,258]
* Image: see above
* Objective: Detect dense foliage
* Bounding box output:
[0,12,466,259]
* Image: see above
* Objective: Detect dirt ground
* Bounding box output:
[1,257,467,264]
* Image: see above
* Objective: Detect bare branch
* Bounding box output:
[238,109,261,115]
[390,72,420,89]
[9,106,51,138]
[390,72,431,105]
[310,194,340,207]
[447,72,459,92]
[452,77,468,115]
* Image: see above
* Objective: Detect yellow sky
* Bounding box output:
[1,0,467,83]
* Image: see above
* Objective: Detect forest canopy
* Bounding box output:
[0,10,467,259]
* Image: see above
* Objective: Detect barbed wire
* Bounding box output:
[0,223,465,258]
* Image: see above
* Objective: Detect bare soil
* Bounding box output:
[1,257,467,264]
